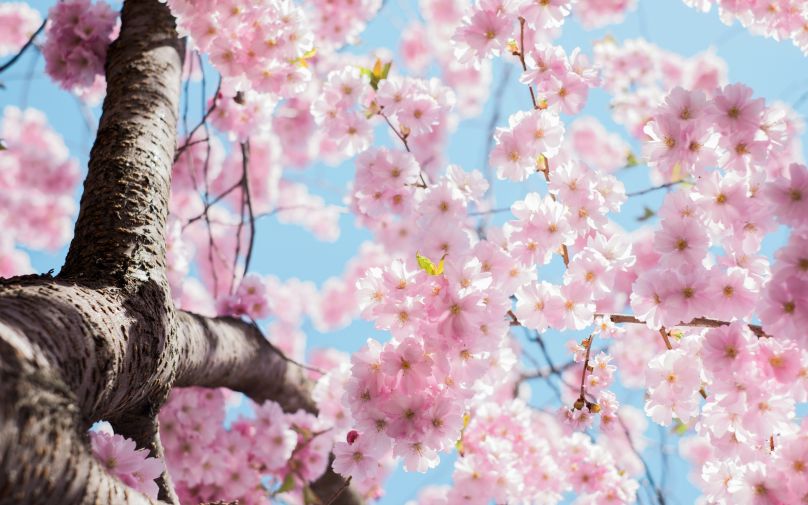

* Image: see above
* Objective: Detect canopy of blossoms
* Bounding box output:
[1,0,807,504]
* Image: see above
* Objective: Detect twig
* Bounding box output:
[378,110,428,187]
[174,76,221,162]
[516,17,539,110]
[575,335,594,408]
[241,141,256,276]
[618,415,666,505]
[0,18,47,74]
[599,313,768,338]
[538,156,570,267]
[627,180,686,197]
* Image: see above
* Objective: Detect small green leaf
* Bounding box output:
[671,419,689,436]
[637,206,655,222]
[361,58,392,90]
[455,412,471,456]
[380,61,392,80]
[625,151,638,168]
[416,252,437,275]
[435,255,445,276]
[372,58,383,78]
[276,474,296,495]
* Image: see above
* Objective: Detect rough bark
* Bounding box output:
[60,0,183,288]
[0,0,360,504]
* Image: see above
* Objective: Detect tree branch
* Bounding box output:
[0,18,47,74]
[174,311,315,412]
[60,0,184,287]
[601,313,768,338]
[174,311,362,505]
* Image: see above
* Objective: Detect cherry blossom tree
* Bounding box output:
[1,0,807,505]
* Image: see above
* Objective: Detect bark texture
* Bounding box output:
[0,0,360,504]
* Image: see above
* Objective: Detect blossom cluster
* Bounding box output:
[453,0,571,63]
[164,0,314,97]
[573,0,636,29]
[594,38,728,138]
[159,387,331,505]
[42,0,118,95]
[400,0,493,118]
[445,401,639,504]
[0,2,41,57]
[90,424,164,500]
[0,107,80,256]
[306,0,382,50]
[631,86,804,338]
[683,0,808,55]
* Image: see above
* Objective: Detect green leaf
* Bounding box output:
[416,251,437,275]
[625,151,638,168]
[361,58,392,90]
[455,412,471,456]
[380,61,392,80]
[435,255,445,276]
[671,419,689,436]
[276,474,296,495]
[416,252,445,276]
[637,206,655,222]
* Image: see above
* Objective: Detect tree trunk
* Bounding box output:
[0,1,359,504]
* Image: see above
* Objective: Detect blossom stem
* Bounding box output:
[658,328,673,350]
[538,156,570,267]
[516,17,539,110]
[579,335,593,399]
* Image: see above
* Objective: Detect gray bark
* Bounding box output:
[0,0,359,504]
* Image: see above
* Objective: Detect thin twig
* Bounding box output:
[241,141,256,276]
[174,76,221,162]
[576,335,594,406]
[182,180,243,229]
[618,415,666,505]
[627,180,686,197]
[0,18,47,74]
[516,17,539,110]
[538,156,570,267]
[599,313,768,338]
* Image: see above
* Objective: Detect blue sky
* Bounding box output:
[3,0,808,503]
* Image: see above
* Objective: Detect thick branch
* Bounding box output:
[60,0,184,287]
[174,311,315,413]
[0,287,163,505]
[174,311,362,505]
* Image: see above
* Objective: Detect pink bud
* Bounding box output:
[346,430,359,445]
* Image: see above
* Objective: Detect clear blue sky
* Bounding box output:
[3,0,807,503]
